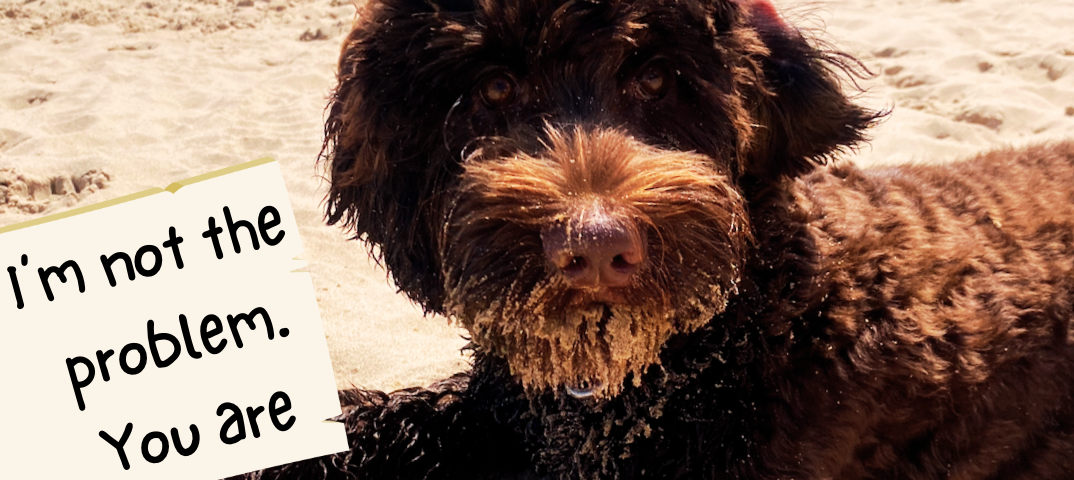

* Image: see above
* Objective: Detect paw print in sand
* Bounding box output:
[0,168,111,214]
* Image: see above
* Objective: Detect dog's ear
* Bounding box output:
[737,0,881,179]
[320,0,452,313]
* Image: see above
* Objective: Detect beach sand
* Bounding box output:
[2,0,1072,393]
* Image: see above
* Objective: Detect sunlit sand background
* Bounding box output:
[2,0,1072,392]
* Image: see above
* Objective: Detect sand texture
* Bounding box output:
[2,0,1072,392]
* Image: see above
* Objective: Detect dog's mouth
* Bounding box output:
[564,304,613,399]
[569,289,628,306]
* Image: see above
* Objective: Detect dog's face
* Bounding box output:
[324,0,875,399]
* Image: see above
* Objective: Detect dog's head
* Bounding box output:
[324,0,877,399]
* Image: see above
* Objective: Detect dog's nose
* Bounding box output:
[541,215,644,288]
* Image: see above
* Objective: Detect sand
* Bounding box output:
[1,0,1072,393]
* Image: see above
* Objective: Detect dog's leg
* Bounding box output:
[233,373,542,480]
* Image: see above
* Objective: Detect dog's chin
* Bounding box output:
[451,280,732,401]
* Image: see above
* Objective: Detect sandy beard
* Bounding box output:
[438,129,749,399]
[446,274,733,399]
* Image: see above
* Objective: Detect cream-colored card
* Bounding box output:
[1,158,346,479]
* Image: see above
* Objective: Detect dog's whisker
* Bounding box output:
[442,94,465,153]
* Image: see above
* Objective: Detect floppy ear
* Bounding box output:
[323,24,388,204]
[738,0,882,179]
[321,0,462,313]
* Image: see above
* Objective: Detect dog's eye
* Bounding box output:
[481,73,517,107]
[633,64,671,100]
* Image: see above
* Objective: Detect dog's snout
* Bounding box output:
[542,214,644,288]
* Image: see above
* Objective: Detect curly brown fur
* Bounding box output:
[241,0,1074,479]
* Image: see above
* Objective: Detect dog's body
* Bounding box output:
[247,0,1074,478]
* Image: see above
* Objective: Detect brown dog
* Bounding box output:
[246,0,1074,478]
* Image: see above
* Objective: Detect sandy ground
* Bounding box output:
[1,0,1073,393]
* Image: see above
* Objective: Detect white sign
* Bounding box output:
[0,158,347,479]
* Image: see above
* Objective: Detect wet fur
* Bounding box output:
[242,0,1074,478]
